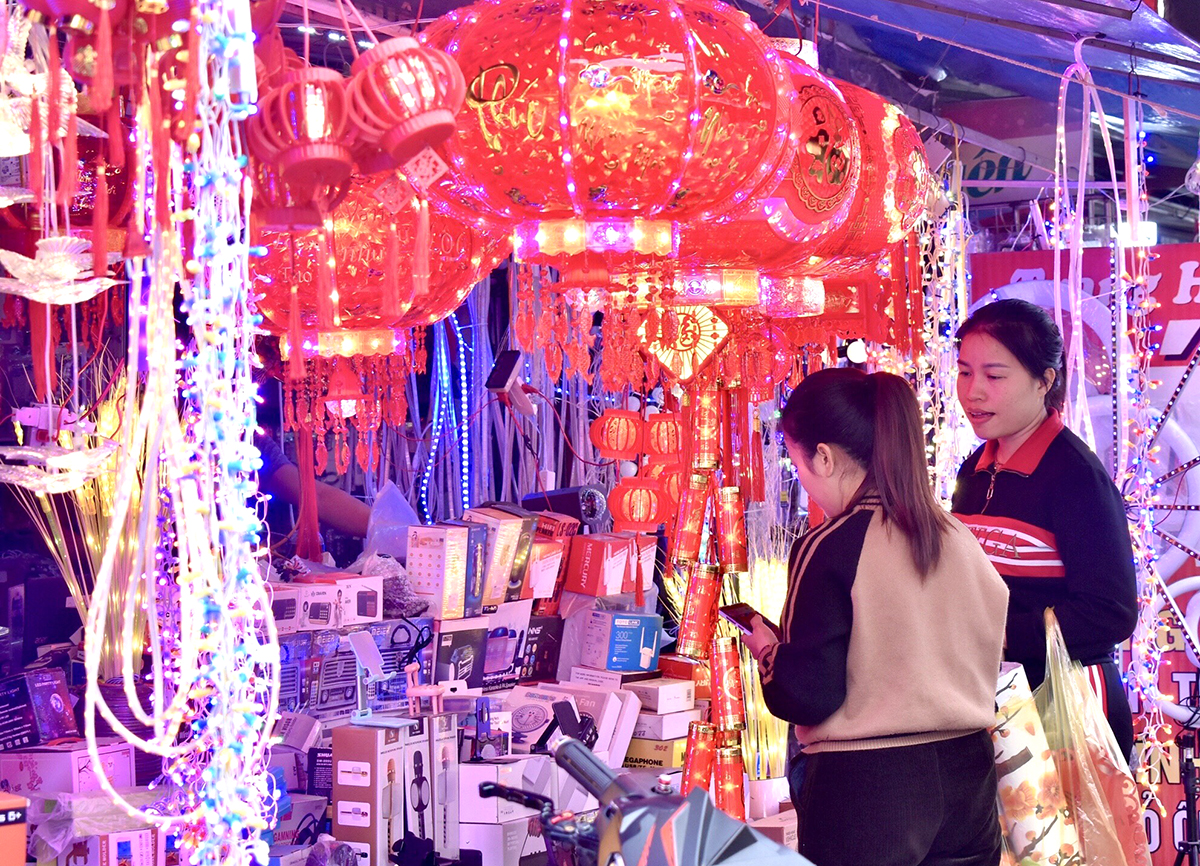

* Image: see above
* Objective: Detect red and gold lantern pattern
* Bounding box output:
[677,563,722,660]
[346,36,466,166]
[672,472,711,563]
[715,486,748,574]
[714,745,746,820]
[645,412,683,466]
[681,721,716,797]
[588,409,643,459]
[711,635,746,731]
[609,477,665,534]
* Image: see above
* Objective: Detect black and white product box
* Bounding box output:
[482,600,533,693]
[276,633,314,715]
[428,713,460,858]
[331,724,406,866]
[459,815,547,866]
[306,747,333,799]
[403,718,432,845]
[435,618,489,690]
[503,686,578,753]
[458,755,554,823]
[632,708,704,741]
[518,616,564,684]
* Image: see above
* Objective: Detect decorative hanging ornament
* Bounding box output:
[420,0,796,276]
[609,476,665,533]
[252,172,507,359]
[639,305,730,383]
[588,408,643,460]
[346,36,466,167]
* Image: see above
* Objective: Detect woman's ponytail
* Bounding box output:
[868,372,951,576]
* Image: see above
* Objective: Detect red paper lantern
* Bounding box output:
[251,173,508,358]
[247,68,355,203]
[420,0,795,260]
[609,477,665,533]
[588,409,643,459]
[347,37,466,166]
[645,412,684,466]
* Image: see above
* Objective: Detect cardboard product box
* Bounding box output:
[442,520,488,618]
[563,535,629,597]
[272,793,327,846]
[503,686,578,753]
[480,503,539,603]
[518,616,564,684]
[0,737,135,796]
[273,712,322,753]
[658,654,711,700]
[459,815,547,866]
[331,724,407,866]
[306,747,333,799]
[268,583,302,635]
[531,511,580,617]
[307,629,359,723]
[458,756,554,823]
[427,713,460,858]
[277,633,315,715]
[524,540,565,601]
[546,681,640,770]
[750,810,798,850]
[612,532,657,596]
[292,573,384,629]
[459,698,512,762]
[53,828,164,866]
[632,708,703,741]
[267,747,304,793]
[567,666,659,691]
[462,507,525,610]
[579,611,662,673]
[622,737,687,770]
[267,845,315,866]
[0,792,27,866]
[0,669,78,751]
[434,618,489,690]
[406,525,469,620]
[540,682,621,755]
[482,600,534,693]
[366,618,437,714]
[623,678,694,715]
[402,717,434,844]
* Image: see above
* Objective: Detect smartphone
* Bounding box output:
[718,603,779,637]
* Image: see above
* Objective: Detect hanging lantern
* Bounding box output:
[715,486,748,573]
[588,409,643,460]
[672,472,711,563]
[768,81,931,279]
[645,412,683,466]
[346,37,466,166]
[681,721,716,796]
[677,563,721,660]
[645,463,684,510]
[247,68,355,203]
[609,477,665,533]
[420,0,796,277]
[252,172,508,360]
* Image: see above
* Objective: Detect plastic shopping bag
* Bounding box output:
[1034,608,1150,866]
[992,662,1080,865]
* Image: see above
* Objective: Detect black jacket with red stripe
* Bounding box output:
[951,410,1137,686]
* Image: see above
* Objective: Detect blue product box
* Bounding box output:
[579,611,662,673]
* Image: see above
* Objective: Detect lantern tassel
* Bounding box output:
[91,6,114,114]
[105,103,124,168]
[91,158,108,278]
[412,193,430,297]
[383,220,401,319]
[29,92,43,210]
[47,29,61,146]
[58,112,78,207]
[288,286,305,381]
[294,422,323,561]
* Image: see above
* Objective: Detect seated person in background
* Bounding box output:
[254,431,371,539]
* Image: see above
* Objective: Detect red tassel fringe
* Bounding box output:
[58,112,78,207]
[91,7,114,114]
[47,29,61,145]
[29,94,43,209]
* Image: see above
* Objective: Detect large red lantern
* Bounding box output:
[588,409,643,459]
[420,0,796,267]
[767,82,931,279]
[251,173,508,358]
[347,37,467,166]
[645,412,684,466]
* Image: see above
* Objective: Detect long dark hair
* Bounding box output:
[956,298,1066,412]
[781,368,950,576]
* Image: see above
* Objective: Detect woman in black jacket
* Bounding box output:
[952,298,1138,759]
